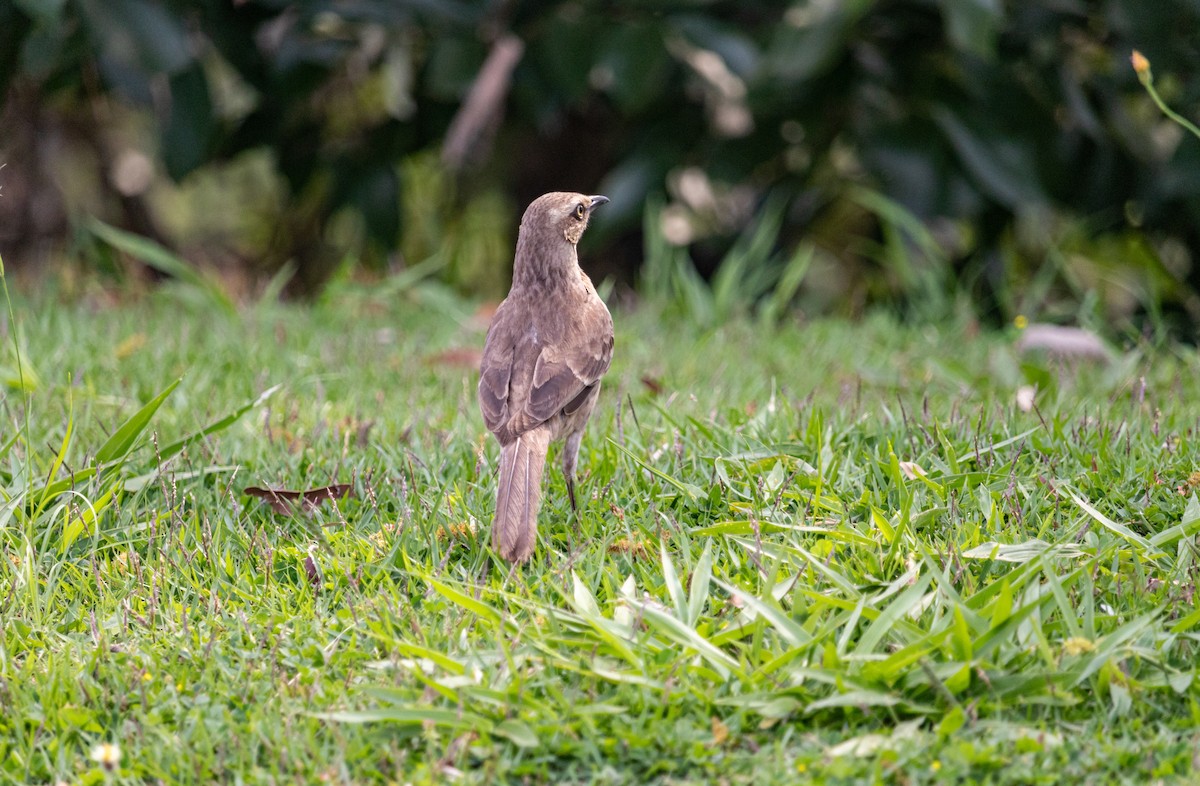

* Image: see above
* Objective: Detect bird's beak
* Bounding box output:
[587,195,610,212]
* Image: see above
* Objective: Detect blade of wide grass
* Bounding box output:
[40,408,73,501]
[712,577,811,649]
[687,540,713,626]
[854,570,934,656]
[29,381,274,507]
[1147,494,1200,550]
[88,219,236,315]
[315,705,494,732]
[632,600,740,681]
[1067,490,1156,555]
[95,378,181,465]
[661,542,689,623]
[157,384,281,461]
[560,572,643,668]
[59,482,120,552]
[611,440,703,502]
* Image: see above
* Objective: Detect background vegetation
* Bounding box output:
[3,4,1200,781]
[3,0,1199,328]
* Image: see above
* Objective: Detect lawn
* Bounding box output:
[2,270,1199,784]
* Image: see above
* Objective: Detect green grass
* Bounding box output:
[2,271,1199,784]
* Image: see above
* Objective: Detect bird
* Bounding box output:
[478,192,615,562]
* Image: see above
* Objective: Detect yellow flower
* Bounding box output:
[1062,637,1096,656]
[1014,314,1028,330]
[931,760,942,772]
[90,742,122,771]
[1131,50,1150,78]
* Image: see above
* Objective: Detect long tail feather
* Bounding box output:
[492,427,551,561]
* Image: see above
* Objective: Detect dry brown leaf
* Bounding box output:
[710,716,730,747]
[608,537,649,558]
[435,521,477,542]
[244,484,354,515]
[468,302,501,330]
[302,552,321,587]
[115,333,146,360]
[640,375,665,396]
[425,347,484,368]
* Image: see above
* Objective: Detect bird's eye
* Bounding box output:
[574,204,586,220]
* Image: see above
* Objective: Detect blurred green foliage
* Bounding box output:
[1,0,1198,325]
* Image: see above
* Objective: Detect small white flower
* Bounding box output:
[1016,385,1036,412]
[90,741,122,771]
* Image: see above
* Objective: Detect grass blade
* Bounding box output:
[157,384,281,461]
[854,570,933,656]
[688,540,713,626]
[1067,490,1156,555]
[634,600,739,681]
[88,219,236,315]
[95,378,181,465]
[661,541,689,623]
[713,578,811,648]
[426,577,501,624]
[315,706,493,732]
[611,440,702,501]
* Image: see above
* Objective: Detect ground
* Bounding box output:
[1,274,1198,784]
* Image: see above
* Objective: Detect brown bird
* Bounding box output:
[478,192,615,562]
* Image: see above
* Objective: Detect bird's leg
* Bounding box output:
[562,429,584,513]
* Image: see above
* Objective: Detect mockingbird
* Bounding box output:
[478,192,614,562]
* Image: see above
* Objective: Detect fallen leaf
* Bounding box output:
[640,375,665,396]
[244,484,354,515]
[608,537,649,558]
[1016,324,1111,361]
[302,550,321,587]
[710,716,730,746]
[435,521,477,541]
[468,302,501,330]
[425,348,483,368]
[115,333,147,360]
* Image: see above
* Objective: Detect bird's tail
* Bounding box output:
[492,427,551,562]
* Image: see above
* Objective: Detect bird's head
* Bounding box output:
[520,192,610,247]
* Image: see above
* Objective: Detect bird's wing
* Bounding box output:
[525,303,614,423]
[478,301,516,433]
